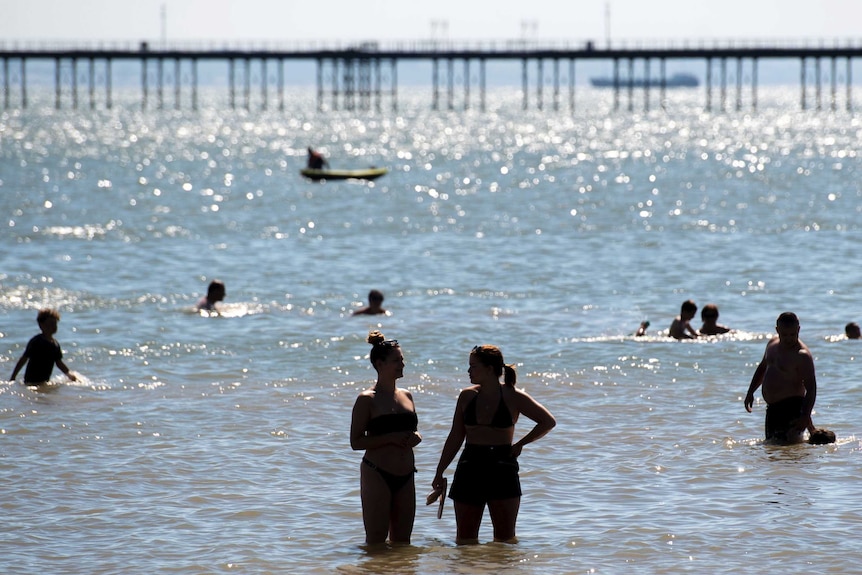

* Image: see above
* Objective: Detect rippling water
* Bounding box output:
[2,87,862,574]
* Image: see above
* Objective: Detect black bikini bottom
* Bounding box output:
[362,457,415,494]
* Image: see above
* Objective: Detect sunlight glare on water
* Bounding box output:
[2,86,862,573]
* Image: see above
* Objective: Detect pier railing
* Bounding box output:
[3,37,862,52]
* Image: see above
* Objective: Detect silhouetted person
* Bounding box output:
[307,147,329,170]
[10,308,77,385]
[699,303,732,335]
[353,290,387,316]
[669,300,698,340]
[197,280,226,312]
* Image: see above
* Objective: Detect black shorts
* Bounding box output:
[765,396,805,442]
[448,444,521,506]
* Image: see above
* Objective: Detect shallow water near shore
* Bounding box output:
[2,87,862,574]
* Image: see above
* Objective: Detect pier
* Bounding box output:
[1,39,861,112]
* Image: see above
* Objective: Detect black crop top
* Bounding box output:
[463,389,514,429]
[366,411,418,436]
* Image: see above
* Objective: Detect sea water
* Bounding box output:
[2,87,862,574]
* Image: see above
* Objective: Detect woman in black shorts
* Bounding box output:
[432,345,555,544]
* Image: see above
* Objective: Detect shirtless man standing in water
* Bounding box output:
[744,312,817,443]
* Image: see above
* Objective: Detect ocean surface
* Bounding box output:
[2,86,862,574]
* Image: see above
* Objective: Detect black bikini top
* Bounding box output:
[463,388,514,429]
[366,411,418,436]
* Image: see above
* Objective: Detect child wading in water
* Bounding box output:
[10,308,77,385]
[669,299,699,339]
[699,303,731,335]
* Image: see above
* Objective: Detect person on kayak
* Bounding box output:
[307,147,329,169]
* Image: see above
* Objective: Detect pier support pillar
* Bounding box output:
[432,58,439,111]
[157,58,163,109]
[174,58,181,110]
[660,58,667,110]
[261,59,268,111]
[21,58,27,108]
[316,59,323,111]
[72,58,78,109]
[447,58,454,110]
[243,58,251,111]
[463,59,470,110]
[2,58,9,110]
[752,57,758,111]
[708,58,717,110]
[537,58,544,111]
[88,58,95,109]
[644,59,650,111]
[229,59,235,110]
[480,58,486,112]
[191,58,197,111]
[815,57,822,111]
[552,58,560,112]
[800,57,807,110]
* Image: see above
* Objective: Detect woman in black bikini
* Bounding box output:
[432,345,556,544]
[350,331,421,545]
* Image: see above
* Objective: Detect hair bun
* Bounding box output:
[367,330,385,345]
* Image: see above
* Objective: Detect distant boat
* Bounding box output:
[300,167,388,181]
[590,73,699,88]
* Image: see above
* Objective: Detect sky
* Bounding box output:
[1,0,861,46]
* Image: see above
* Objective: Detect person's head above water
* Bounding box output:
[367,330,401,368]
[207,280,226,302]
[470,344,516,387]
